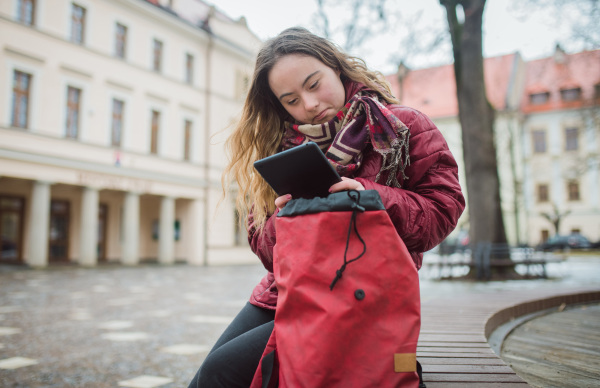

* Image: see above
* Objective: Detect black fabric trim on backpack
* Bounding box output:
[417,360,426,388]
[277,190,385,217]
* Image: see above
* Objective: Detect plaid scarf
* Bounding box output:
[280,83,410,187]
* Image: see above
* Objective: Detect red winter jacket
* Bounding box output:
[248,105,465,310]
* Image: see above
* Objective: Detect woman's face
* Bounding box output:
[268,54,346,125]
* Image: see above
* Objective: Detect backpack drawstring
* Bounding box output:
[330,190,367,291]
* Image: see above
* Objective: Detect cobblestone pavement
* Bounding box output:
[1,256,599,388]
[0,263,266,388]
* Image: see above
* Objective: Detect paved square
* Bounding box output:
[101,332,149,341]
[118,375,173,388]
[98,320,134,330]
[147,310,171,317]
[187,315,234,324]
[161,344,210,355]
[0,306,21,313]
[107,298,136,306]
[68,310,92,320]
[0,357,38,370]
[0,327,21,336]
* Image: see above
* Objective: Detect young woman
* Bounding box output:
[188,27,465,388]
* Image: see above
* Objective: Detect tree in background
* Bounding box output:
[439,0,515,279]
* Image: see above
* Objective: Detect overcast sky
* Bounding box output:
[206,0,579,74]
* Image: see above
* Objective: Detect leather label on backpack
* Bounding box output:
[394,353,417,372]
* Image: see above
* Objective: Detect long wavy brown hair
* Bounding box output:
[222,27,399,230]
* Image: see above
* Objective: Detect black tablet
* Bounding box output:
[253,142,342,199]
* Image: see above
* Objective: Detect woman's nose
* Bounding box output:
[303,95,319,111]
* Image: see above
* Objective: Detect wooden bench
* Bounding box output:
[418,287,600,387]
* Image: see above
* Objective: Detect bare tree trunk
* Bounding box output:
[441,0,515,278]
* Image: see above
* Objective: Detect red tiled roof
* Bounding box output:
[386,54,517,119]
[521,50,600,113]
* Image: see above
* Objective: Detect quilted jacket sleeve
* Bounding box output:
[247,208,279,272]
[355,106,465,256]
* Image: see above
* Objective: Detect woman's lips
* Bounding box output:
[313,109,328,123]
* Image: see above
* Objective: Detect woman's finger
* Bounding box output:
[275,194,292,210]
[329,177,365,193]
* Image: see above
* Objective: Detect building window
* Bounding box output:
[537,184,549,203]
[153,39,163,72]
[17,0,35,25]
[565,127,579,151]
[532,129,546,153]
[183,120,192,161]
[567,181,580,201]
[11,70,32,129]
[529,92,550,105]
[111,99,124,147]
[71,3,86,44]
[65,86,81,139]
[185,53,194,85]
[560,87,581,102]
[115,23,127,59]
[150,110,160,154]
[540,230,549,243]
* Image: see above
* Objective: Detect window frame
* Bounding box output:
[65,86,82,139]
[183,119,192,161]
[185,53,194,85]
[560,87,582,102]
[564,127,579,151]
[17,0,35,26]
[11,70,32,129]
[71,3,86,45]
[152,39,163,72]
[150,110,160,154]
[531,129,547,154]
[111,98,125,147]
[536,183,549,203]
[529,92,550,105]
[567,181,580,202]
[114,22,127,59]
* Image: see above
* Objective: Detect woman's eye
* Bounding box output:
[309,80,319,89]
[287,98,298,105]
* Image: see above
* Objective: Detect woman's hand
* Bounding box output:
[329,177,365,193]
[275,194,292,210]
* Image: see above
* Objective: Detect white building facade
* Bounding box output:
[0,0,261,267]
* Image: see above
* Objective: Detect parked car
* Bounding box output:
[536,233,592,251]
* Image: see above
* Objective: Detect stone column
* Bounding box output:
[122,192,140,265]
[79,186,99,266]
[158,196,175,264]
[27,181,51,267]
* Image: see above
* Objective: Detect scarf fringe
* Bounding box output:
[375,133,410,188]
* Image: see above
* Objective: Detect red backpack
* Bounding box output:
[251,190,421,388]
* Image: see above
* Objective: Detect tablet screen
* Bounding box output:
[253,142,342,199]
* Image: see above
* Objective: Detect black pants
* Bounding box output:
[188,302,275,388]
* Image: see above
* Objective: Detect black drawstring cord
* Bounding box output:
[330,190,367,291]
